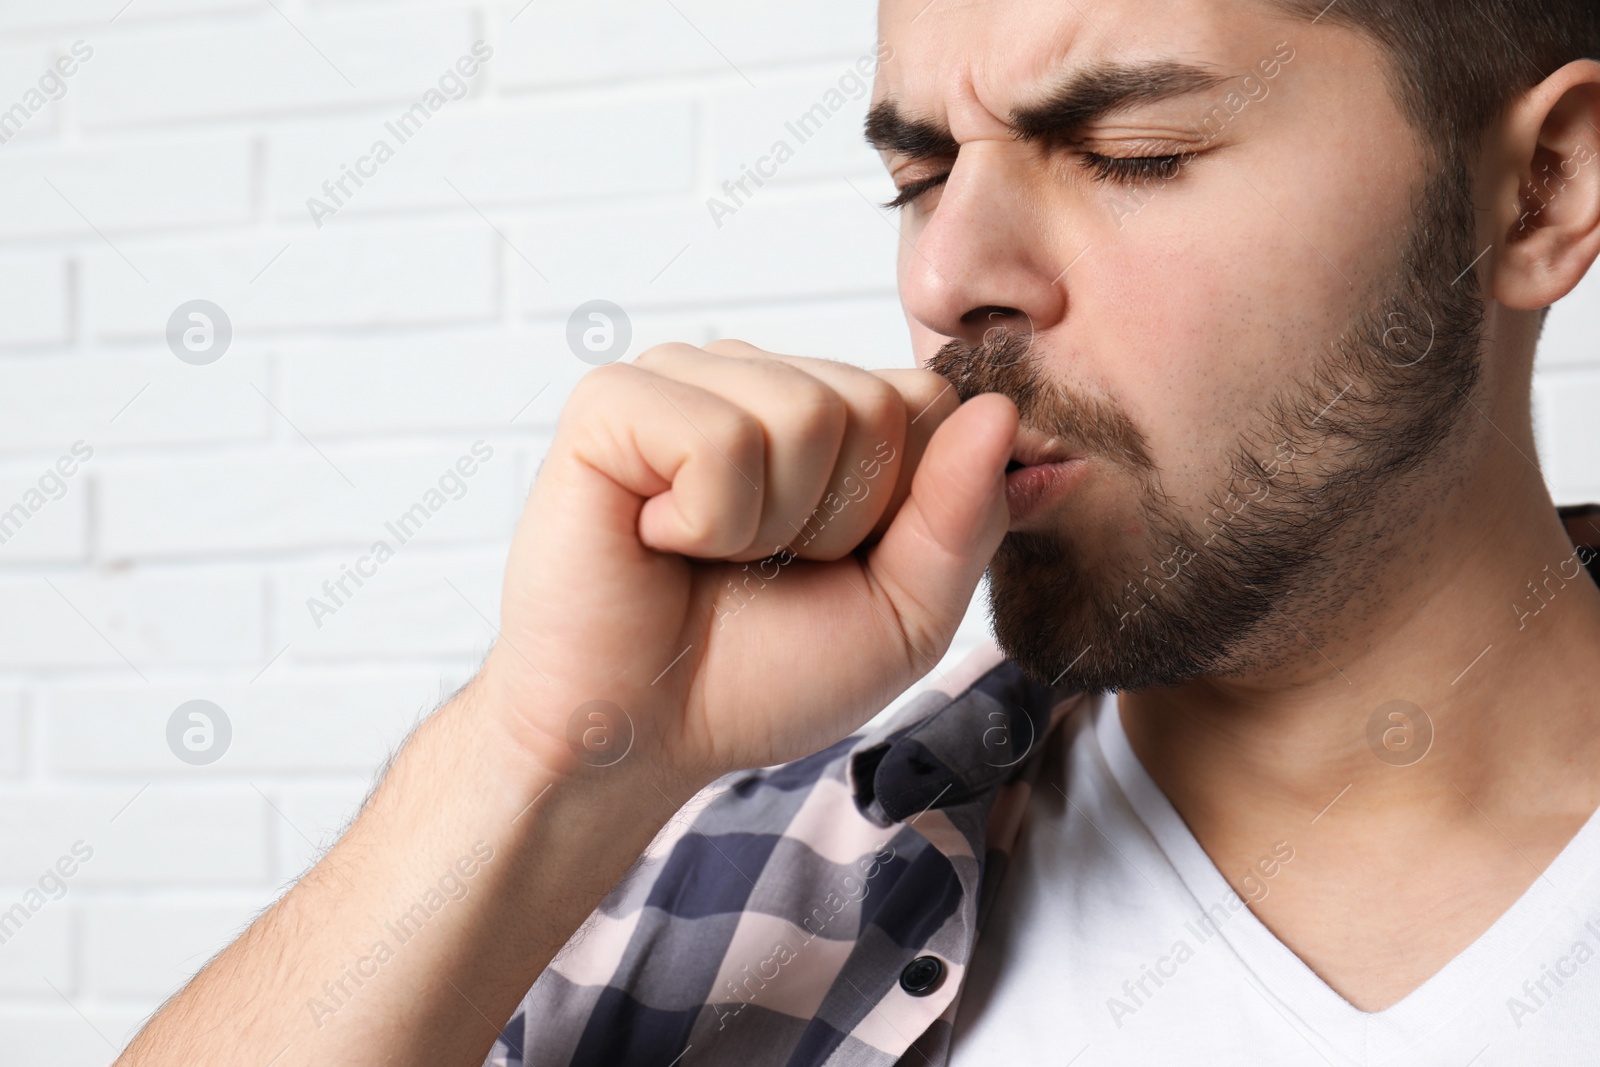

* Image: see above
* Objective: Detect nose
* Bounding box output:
[897,142,1070,349]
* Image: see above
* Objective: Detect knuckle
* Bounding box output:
[715,409,766,471]
[569,360,635,409]
[630,344,668,369]
[856,375,906,436]
[703,337,764,358]
[785,379,848,447]
[631,341,697,371]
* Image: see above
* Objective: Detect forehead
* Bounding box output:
[874,0,1296,130]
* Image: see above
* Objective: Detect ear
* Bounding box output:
[1488,59,1600,311]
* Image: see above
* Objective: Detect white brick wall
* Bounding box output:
[0,2,1594,1062]
[0,255,72,346]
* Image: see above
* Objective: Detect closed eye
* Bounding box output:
[880,171,950,211]
[881,150,1194,210]
[1078,151,1191,183]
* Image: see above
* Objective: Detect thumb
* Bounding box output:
[863,392,1018,652]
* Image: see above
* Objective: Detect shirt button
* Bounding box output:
[899,955,945,996]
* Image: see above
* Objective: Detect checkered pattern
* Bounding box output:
[483,503,1600,1067]
[479,639,1083,1067]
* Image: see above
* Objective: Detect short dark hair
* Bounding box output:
[1273,1,1600,162]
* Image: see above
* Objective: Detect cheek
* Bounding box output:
[1076,148,1411,501]
[1079,235,1282,497]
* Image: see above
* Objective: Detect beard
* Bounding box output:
[925,158,1487,692]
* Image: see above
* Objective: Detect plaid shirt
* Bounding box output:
[484,503,1600,1067]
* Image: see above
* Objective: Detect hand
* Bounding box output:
[481,339,1018,790]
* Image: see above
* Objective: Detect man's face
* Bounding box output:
[872,0,1487,690]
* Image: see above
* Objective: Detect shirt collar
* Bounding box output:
[846,639,1084,826]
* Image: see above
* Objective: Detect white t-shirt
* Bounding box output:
[948,691,1600,1066]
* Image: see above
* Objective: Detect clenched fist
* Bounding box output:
[481,339,1019,791]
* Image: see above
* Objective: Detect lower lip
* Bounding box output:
[1005,459,1089,523]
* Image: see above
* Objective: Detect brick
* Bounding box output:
[87,226,499,338]
[496,0,877,88]
[77,9,478,126]
[276,548,505,662]
[98,440,525,557]
[519,189,898,315]
[0,43,62,147]
[0,139,252,240]
[708,297,917,369]
[0,895,72,997]
[707,65,886,189]
[0,458,89,563]
[0,690,22,776]
[275,781,379,881]
[0,255,70,348]
[266,101,694,223]
[0,569,264,671]
[0,1010,147,1067]
[1538,372,1600,500]
[280,317,714,438]
[283,331,564,437]
[0,0,258,31]
[1540,265,1600,369]
[0,787,269,885]
[46,672,446,773]
[0,350,272,454]
[84,899,265,998]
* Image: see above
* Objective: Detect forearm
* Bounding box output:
[117,668,704,1066]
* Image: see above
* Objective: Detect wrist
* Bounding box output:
[449,648,712,816]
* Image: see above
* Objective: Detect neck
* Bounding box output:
[1120,387,1600,857]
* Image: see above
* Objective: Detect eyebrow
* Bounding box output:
[864,60,1230,159]
[862,101,960,158]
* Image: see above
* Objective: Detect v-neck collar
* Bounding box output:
[1089,689,1600,1064]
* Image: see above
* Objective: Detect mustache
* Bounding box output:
[923,328,1156,474]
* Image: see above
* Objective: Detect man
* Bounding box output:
[118,0,1600,1064]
